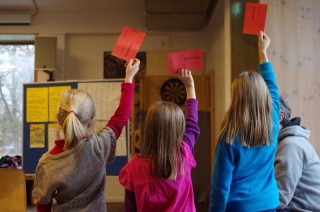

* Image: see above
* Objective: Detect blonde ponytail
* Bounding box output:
[56,89,96,150]
[63,111,86,149]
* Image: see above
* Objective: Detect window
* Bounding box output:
[0,44,34,156]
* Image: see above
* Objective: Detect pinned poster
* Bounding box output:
[168,50,203,75]
[30,124,45,148]
[111,26,146,61]
[243,3,268,35]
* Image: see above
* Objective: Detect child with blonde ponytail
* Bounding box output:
[33,58,140,212]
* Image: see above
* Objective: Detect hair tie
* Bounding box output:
[69,110,77,115]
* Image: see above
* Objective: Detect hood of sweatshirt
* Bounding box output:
[278,125,310,142]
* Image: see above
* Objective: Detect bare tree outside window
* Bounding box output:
[0,45,34,156]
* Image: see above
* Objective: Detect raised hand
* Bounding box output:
[178,69,196,99]
[258,31,270,63]
[125,58,140,83]
[258,31,271,53]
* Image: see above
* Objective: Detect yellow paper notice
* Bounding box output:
[30,124,45,148]
[49,86,71,122]
[26,87,48,122]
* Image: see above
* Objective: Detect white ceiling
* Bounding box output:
[0,0,217,31]
[0,0,133,13]
[0,0,34,11]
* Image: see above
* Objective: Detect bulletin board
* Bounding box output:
[22,80,129,176]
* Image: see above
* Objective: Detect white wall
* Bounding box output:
[0,0,215,201]
[64,32,209,80]
[0,5,211,80]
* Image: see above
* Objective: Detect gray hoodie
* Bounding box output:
[275,125,320,212]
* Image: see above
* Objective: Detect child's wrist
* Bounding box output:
[185,84,195,89]
[124,77,133,83]
[259,49,267,54]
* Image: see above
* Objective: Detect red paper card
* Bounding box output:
[111,26,146,61]
[168,50,203,75]
[243,3,268,35]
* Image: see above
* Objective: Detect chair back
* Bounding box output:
[0,168,27,212]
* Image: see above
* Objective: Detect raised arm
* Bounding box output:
[125,59,140,83]
[258,31,279,100]
[178,69,196,99]
[258,31,275,89]
[258,31,270,64]
[257,32,280,137]
[106,58,140,138]
[178,69,200,153]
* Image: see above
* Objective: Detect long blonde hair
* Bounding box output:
[140,101,185,180]
[218,71,273,147]
[56,89,96,150]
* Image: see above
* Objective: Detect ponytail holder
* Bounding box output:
[69,110,77,115]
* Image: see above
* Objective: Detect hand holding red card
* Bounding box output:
[168,50,203,75]
[112,26,146,61]
[243,3,268,35]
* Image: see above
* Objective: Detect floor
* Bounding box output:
[27,202,209,212]
[26,184,209,211]
[27,203,124,211]
[26,179,209,211]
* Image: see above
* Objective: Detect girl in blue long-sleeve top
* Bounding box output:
[210,31,280,212]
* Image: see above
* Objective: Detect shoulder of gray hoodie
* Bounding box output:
[276,125,320,211]
[278,125,319,168]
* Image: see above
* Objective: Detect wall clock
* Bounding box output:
[160,78,186,105]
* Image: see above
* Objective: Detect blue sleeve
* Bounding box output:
[209,136,236,212]
[258,62,280,143]
[182,99,200,154]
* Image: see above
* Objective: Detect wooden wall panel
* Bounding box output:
[146,51,171,76]
[142,75,209,111]
[230,0,260,80]
[130,74,210,154]
[192,111,211,203]
[205,0,232,170]
[208,70,216,171]
[261,0,320,155]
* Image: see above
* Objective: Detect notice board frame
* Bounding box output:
[22,80,129,176]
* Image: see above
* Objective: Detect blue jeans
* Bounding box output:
[260,209,276,212]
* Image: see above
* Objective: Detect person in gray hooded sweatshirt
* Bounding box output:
[275,96,320,212]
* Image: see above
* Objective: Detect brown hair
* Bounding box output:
[218,71,273,147]
[140,101,185,180]
[56,89,96,150]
